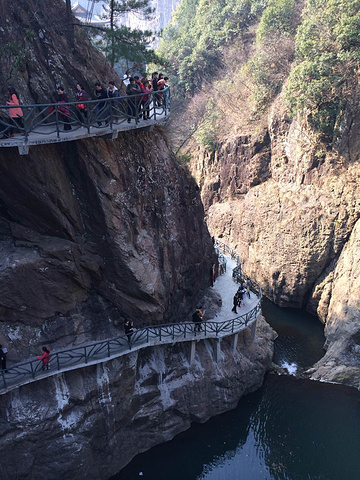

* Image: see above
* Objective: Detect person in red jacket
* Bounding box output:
[38,346,51,370]
[140,80,152,120]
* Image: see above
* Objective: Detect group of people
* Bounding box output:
[0,71,170,137]
[231,280,251,314]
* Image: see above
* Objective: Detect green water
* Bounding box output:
[112,302,360,480]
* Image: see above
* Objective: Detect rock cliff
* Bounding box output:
[190,91,360,388]
[0,316,274,480]
[0,0,217,363]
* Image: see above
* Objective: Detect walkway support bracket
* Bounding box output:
[18,145,29,156]
[189,340,196,364]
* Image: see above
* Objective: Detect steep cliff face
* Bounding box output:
[0,317,275,480]
[0,0,217,362]
[0,129,215,362]
[190,92,360,387]
[0,0,116,104]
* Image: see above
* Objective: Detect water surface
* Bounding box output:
[111,302,360,480]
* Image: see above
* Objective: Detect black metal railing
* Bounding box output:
[0,87,171,142]
[0,239,261,393]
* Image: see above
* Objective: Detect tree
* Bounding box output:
[97,0,155,67]
[65,0,74,48]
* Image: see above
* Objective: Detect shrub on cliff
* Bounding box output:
[285,0,360,139]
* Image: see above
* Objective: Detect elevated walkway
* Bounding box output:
[0,242,262,395]
[0,89,170,155]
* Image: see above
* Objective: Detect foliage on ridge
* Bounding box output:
[286,0,360,139]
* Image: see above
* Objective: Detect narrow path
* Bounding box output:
[0,251,261,395]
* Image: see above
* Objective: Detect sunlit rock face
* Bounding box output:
[191,92,360,387]
[0,316,275,480]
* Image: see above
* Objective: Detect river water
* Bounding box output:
[112,300,360,480]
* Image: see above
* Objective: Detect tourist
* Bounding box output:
[6,86,24,137]
[126,77,141,123]
[57,86,72,131]
[38,346,51,370]
[163,76,170,109]
[75,82,88,124]
[140,80,151,120]
[107,80,121,123]
[124,319,134,347]
[152,72,161,106]
[94,82,108,126]
[193,307,204,332]
[231,293,239,314]
[0,344,8,372]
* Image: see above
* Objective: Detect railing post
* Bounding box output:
[107,341,111,357]
[55,105,60,139]
[84,347,88,364]
[30,361,35,379]
[159,327,162,342]
[147,329,149,343]
[57,353,60,371]
[153,94,157,121]
[1,370,6,390]
[86,104,91,134]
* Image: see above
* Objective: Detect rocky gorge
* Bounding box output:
[190,90,360,389]
[0,1,275,478]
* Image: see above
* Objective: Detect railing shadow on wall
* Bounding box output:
[0,239,262,394]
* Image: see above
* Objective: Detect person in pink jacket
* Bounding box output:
[6,87,24,137]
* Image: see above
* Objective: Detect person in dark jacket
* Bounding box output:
[0,344,7,372]
[192,307,204,332]
[152,72,161,106]
[75,82,88,124]
[94,82,108,126]
[38,346,51,370]
[231,293,239,314]
[126,77,141,123]
[57,86,72,131]
[107,80,121,123]
[124,319,134,347]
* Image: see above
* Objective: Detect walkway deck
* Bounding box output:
[0,90,170,155]
[0,250,261,395]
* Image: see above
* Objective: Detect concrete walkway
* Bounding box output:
[0,255,261,394]
[0,109,168,155]
[212,256,258,323]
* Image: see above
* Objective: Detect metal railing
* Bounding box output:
[0,87,170,142]
[0,239,261,394]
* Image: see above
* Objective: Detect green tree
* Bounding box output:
[286,0,360,138]
[87,0,155,67]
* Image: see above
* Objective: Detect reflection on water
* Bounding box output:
[111,301,360,480]
[113,376,360,480]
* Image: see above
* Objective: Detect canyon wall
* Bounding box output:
[190,92,360,388]
[0,128,216,362]
[0,317,274,480]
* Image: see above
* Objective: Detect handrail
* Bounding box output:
[0,87,171,149]
[0,239,261,394]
